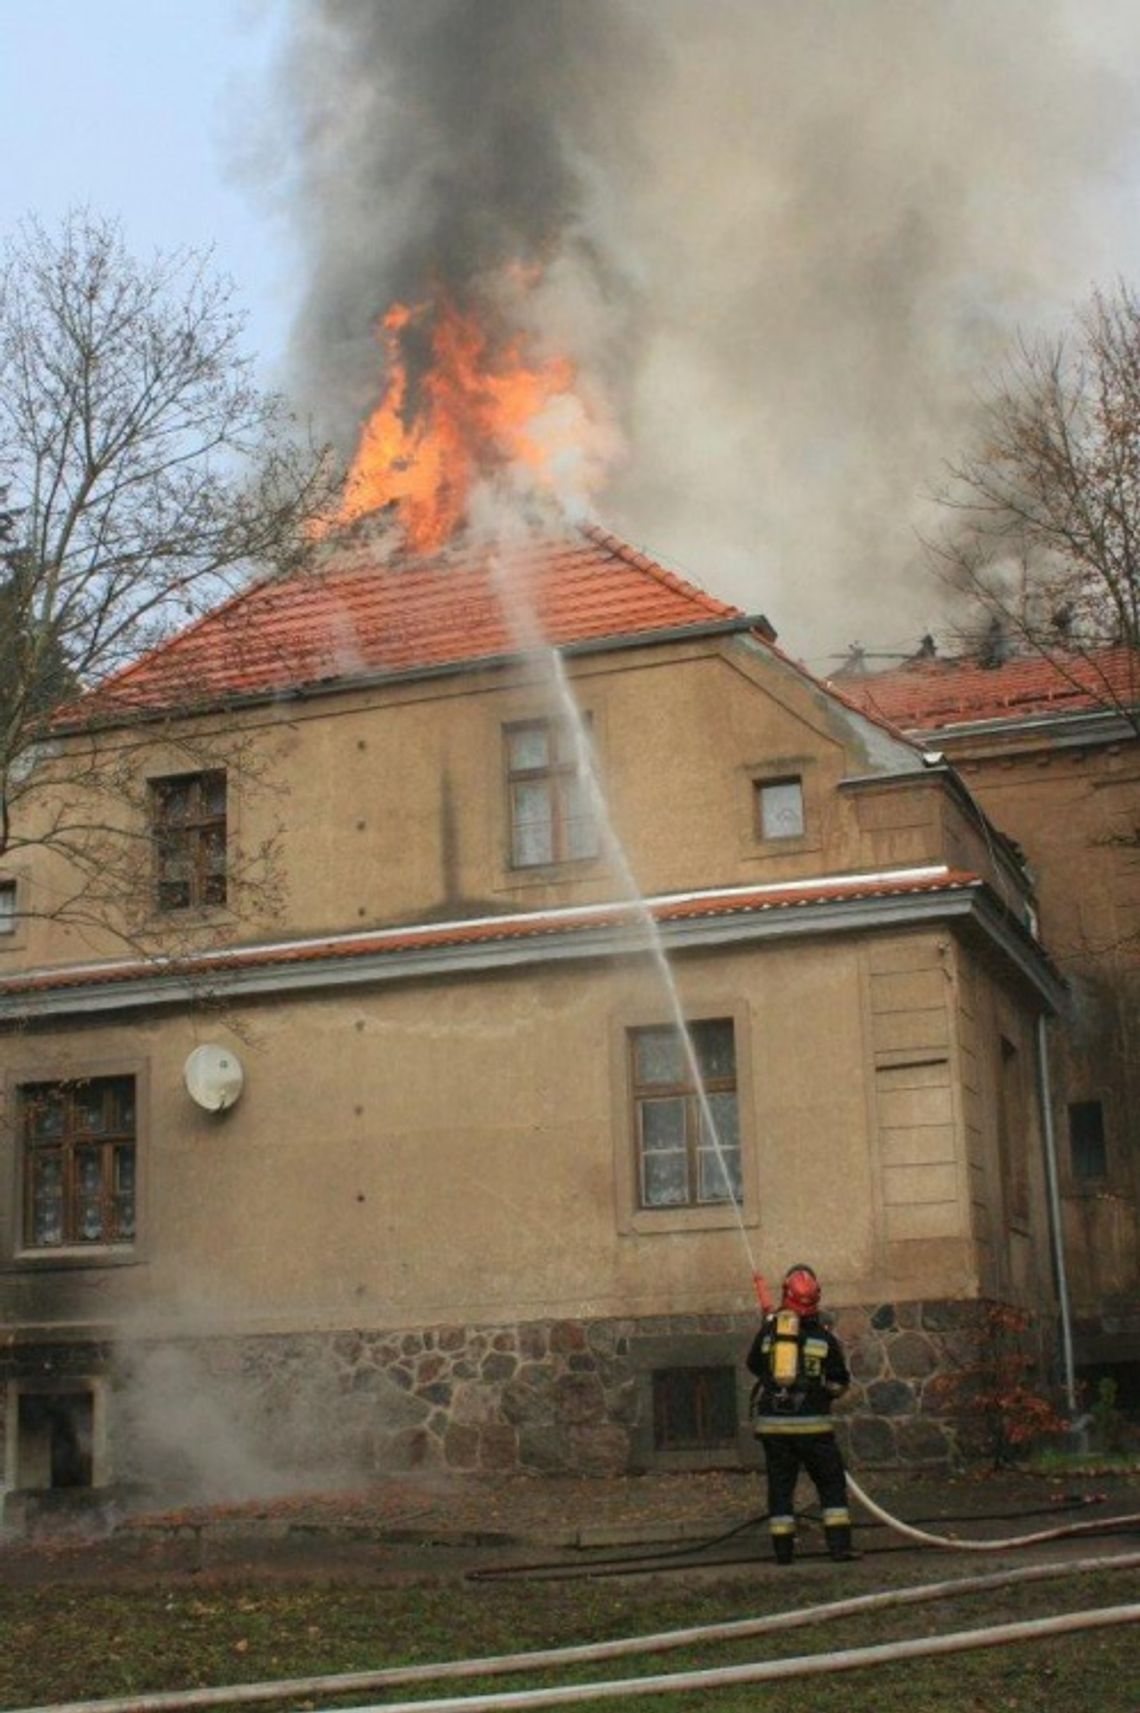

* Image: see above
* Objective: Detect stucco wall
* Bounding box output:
[2,635,966,975]
[953,737,1140,1338]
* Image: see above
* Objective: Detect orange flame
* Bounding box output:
[333,291,578,552]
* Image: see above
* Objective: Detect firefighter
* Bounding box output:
[746,1263,856,1564]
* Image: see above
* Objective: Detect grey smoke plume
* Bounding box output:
[279,0,1140,660]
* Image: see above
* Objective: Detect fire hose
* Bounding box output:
[846,1470,1140,1552]
[9,1551,1140,1713]
[747,1270,1140,1556]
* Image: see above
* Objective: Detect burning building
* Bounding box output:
[0,139,1077,1509]
[0,474,1067,1506]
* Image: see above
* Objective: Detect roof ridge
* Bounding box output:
[574,520,741,618]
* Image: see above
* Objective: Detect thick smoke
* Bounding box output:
[278,0,1140,660]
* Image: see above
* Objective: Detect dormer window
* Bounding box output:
[505,720,598,868]
[151,770,227,910]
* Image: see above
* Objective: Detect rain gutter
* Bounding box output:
[0,877,1065,1023]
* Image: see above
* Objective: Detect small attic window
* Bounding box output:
[755,777,804,841]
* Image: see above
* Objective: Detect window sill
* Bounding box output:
[8,1245,140,1271]
[623,1203,758,1236]
[741,837,823,863]
[149,902,234,919]
[496,859,606,891]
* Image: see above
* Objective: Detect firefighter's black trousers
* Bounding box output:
[758,1430,849,1538]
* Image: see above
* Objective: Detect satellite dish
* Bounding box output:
[184,1044,244,1112]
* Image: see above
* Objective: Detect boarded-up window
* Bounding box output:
[151,770,227,910]
[997,1036,1029,1227]
[22,1077,136,1248]
[505,720,598,867]
[631,1020,741,1208]
[653,1366,738,1451]
[1069,1100,1108,1182]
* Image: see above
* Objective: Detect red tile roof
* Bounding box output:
[0,868,979,1000]
[70,522,750,721]
[836,646,1140,734]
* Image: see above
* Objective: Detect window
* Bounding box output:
[630,1019,741,1208]
[997,1036,1029,1226]
[21,1077,136,1248]
[506,720,598,867]
[151,770,227,909]
[653,1366,738,1451]
[17,1391,94,1488]
[756,776,805,840]
[0,878,15,934]
[1069,1100,1108,1182]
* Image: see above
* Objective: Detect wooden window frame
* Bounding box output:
[504,717,598,870]
[151,769,227,911]
[629,1019,741,1212]
[20,1077,137,1250]
[612,999,757,1238]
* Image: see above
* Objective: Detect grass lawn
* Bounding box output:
[2,1555,1138,1713]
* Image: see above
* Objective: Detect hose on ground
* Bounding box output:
[10,1550,1139,1713]
[846,1472,1140,1552]
[298,1603,1140,1711]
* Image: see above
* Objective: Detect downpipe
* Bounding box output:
[1036,1010,1078,1413]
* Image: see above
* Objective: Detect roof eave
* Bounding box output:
[51,614,770,736]
[900,706,1139,748]
[0,879,1064,1023]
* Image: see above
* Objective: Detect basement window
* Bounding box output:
[755,776,804,840]
[653,1367,738,1452]
[505,719,598,867]
[21,1077,137,1248]
[16,1390,94,1489]
[1069,1100,1108,1183]
[630,1020,741,1208]
[151,769,227,910]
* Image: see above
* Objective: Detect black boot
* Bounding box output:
[825,1523,859,1562]
[772,1533,795,1565]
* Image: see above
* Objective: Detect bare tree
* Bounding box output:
[0,211,338,945]
[932,282,1140,732]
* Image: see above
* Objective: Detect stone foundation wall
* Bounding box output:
[1,1299,1057,1497]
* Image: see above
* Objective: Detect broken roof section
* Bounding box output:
[68,520,770,725]
[836,644,1139,735]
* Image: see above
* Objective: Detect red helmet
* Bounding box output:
[781,1265,821,1314]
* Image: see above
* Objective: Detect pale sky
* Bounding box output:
[0,0,294,379]
[5,0,1140,662]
